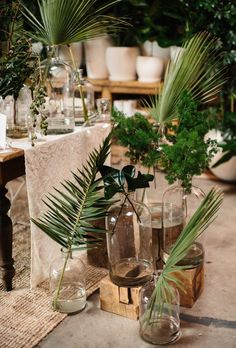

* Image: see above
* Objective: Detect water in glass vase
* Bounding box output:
[140,314,180,345]
[177,242,204,267]
[148,203,163,271]
[110,258,152,287]
[52,283,86,313]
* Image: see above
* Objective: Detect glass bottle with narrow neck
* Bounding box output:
[106,191,153,287]
[40,45,75,134]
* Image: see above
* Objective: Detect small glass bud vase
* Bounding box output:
[49,248,86,314]
[106,192,153,287]
[139,276,180,345]
[95,98,111,123]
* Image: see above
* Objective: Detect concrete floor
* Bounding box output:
[37,175,236,348]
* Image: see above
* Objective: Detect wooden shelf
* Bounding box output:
[87,79,162,101]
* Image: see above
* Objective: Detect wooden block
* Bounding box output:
[100,276,141,320]
[172,262,204,308]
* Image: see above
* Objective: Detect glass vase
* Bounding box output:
[49,248,86,313]
[162,181,205,267]
[1,85,31,139]
[73,69,95,125]
[40,47,75,134]
[139,276,180,345]
[106,192,153,287]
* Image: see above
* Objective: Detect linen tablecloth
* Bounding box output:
[11,124,111,288]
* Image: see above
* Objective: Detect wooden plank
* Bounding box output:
[100,276,142,320]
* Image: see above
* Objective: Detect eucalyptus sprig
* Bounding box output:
[31,133,112,310]
[142,187,223,324]
[145,31,226,125]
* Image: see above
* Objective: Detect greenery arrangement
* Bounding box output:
[146,31,226,125]
[22,0,125,124]
[32,134,112,310]
[160,91,217,191]
[112,109,161,168]
[142,187,223,323]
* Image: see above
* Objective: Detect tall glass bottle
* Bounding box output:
[73,69,95,125]
[40,46,75,134]
[162,181,205,267]
[106,192,153,287]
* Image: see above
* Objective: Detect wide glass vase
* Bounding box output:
[139,277,180,345]
[40,47,75,134]
[106,192,153,287]
[49,249,86,313]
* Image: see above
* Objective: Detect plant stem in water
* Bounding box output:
[52,249,70,311]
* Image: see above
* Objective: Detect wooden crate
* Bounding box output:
[100,276,141,320]
[172,262,204,308]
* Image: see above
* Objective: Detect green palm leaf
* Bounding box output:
[146,32,227,124]
[31,133,112,251]
[21,0,126,46]
[144,187,223,323]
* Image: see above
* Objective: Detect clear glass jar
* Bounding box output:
[106,192,153,287]
[40,47,75,134]
[162,181,205,267]
[95,98,111,123]
[1,85,31,139]
[73,69,95,125]
[139,276,180,345]
[49,248,86,313]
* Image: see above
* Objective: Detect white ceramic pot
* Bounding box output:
[136,56,164,83]
[59,42,83,68]
[206,129,236,182]
[106,47,140,81]
[84,36,112,79]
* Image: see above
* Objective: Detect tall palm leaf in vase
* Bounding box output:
[31,134,112,313]
[146,31,227,126]
[22,0,126,123]
[139,187,223,345]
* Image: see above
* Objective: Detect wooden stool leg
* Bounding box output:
[0,185,15,291]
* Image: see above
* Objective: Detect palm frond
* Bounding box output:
[31,133,112,251]
[146,32,227,124]
[21,0,127,46]
[144,187,223,323]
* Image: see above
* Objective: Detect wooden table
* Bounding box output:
[0,148,25,290]
[87,79,162,101]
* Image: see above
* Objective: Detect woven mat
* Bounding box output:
[0,179,108,348]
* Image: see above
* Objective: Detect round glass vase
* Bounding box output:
[106,192,153,287]
[49,248,86,314]
[139,276,180,345]
[162,181,205,267]
[40,46,75,134]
